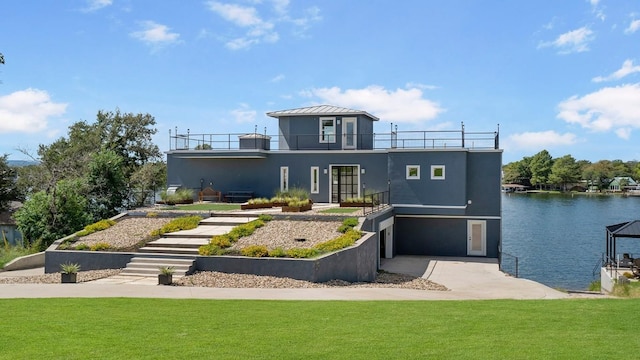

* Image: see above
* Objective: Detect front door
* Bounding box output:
[331,165,359,203]
[467,220,486,256]
[342,117,357,149]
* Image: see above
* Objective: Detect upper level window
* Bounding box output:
[320,117,336,143]
[406,165,420,180]
[431,165,445,180]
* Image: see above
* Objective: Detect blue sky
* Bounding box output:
[1,0,640,164]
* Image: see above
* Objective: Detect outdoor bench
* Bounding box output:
[224,191,254,203]
[198,187,221,202]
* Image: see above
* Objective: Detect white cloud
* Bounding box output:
[206,1,278,50]
[505,131,578,150]
[405,82,439,90]
[231,103,257,123]
[625,19,640,34]
[0,89,67,134]
[205,1,320,50]
[538,26,594,54]
[130,21,181,48]
[270,74,285,83]
[557,83,640,138]
[592,59,640,82]
[301,85,444,124]
[81,0,112,12]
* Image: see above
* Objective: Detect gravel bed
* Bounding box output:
[173,271,448,290]
[71,217,173,250]
[0,269,121,284]
[230,220,344,251]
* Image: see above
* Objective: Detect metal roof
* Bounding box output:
[266,105,379,121]
[607,220,640,238]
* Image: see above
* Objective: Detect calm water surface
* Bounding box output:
[501,193,640,290]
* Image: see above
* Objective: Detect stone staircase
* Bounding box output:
[120,216,258,278]
[120,257,196,278]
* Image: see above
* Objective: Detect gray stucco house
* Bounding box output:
[166,105,502,262]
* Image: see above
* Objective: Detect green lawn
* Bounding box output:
[1,298,638,359]
[319,207,360,214]
[170,203,241,211]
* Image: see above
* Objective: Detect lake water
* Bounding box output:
[501,193,640,290]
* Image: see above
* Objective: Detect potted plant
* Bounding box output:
[158,266,175,285]
[60,262,80,283]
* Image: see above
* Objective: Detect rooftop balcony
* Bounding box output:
[168,126,500,151]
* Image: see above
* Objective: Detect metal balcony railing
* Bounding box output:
[168,126,499,151]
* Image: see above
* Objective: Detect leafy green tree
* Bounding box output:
[86,150,127,221]
[502,157,532,186]
[14,179,92,250]
[611,160,631,177]
[529,150,554,190]
[130,161,166,207]
[95,109,161,178]
[549,155,581,191]
[0,154,19,211]
[582,160,614,191]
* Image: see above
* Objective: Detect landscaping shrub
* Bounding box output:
[286,248,319,258]
[146,212,159,218]
[268,247,286,257]
[198,244,226,256]
[75,244,90,251]
[247,198,271,205]
[338,217,359,233]
[315,229,362,252]
[241,245,269,257]
[151,215,202,236]
[90,242,112,251]
[287,198,310,207]
[76,219,117,237]
[210,235,232,248]
[258,214,273,222]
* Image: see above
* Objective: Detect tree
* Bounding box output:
[502,157,532,186]
[0,154,19,211]
[529,150,554,190]
[14,179,92,250]
[582,160,614,191]
[130,161,166,207]
[95,109,161,178]
[86,150,127,221]
[549,155,581,191]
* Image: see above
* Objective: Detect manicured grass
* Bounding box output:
[171,203,241,211]
[1,298,639,358]
[0,246,33,269]
[319,207,360,214]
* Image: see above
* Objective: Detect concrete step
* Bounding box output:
[144,240,205,249]
[199,216,258,226]
[138,246,201,255]
[121,257,196,277]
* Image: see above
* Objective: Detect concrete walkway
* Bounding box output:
[0,255,580,300]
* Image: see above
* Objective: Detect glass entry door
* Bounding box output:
[331,166,359,203]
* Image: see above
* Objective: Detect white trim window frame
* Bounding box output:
[280,166,289,192]
[431,165,445,180]
[406,165,420,180]
[310,166,319,194]
[319,117,336,143]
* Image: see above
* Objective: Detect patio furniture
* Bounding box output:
[198,186,221,202]
[632,258,640,277]
[224,191,254,203]
[619,253,634,268]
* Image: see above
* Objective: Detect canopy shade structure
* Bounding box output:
[605,220,640,265]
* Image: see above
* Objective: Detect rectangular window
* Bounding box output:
[431,165,445,180]
[280,166,289,192]
[406,165,420,180]
[320,117,336,143]
[311,166,319,194]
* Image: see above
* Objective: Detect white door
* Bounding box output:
[467,220,486,256]
[342,117,357,149]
